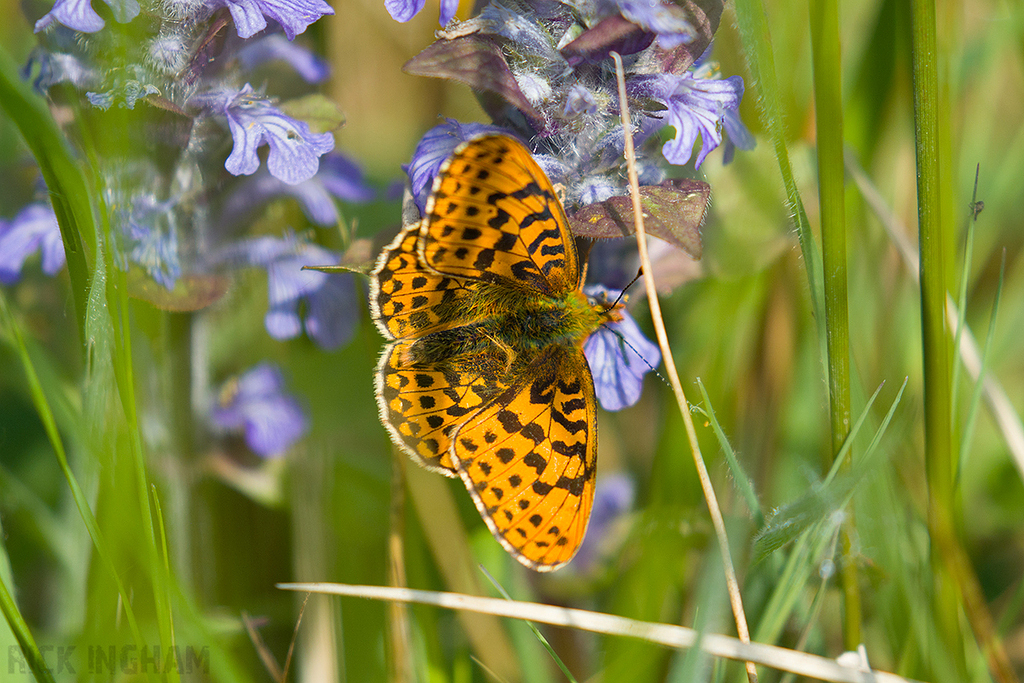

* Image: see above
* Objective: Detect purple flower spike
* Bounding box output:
[385,0,459,25]
[583,286,660,411]
[211,363,308,458]
[213,0,335,40]
[216,235,358,350]
[197,84,335,184]
[406,120,517,212]
[631,72,745,168]
[35,0,139,33]
[0,203,66,284]
[236,34,331,83]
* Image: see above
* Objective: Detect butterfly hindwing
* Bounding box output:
[376,337,512,475]
[419,135,580,297]
[450,345,598,570]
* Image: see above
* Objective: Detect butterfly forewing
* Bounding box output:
[450,346,598,571]
[420,135,580,296]
[370,224,472,340]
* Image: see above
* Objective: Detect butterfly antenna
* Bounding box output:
[613,268,644,308]
[602,321,670,390]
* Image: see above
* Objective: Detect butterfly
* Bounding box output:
[369,134,622,571]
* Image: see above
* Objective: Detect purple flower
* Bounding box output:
[406,120,519,212]
[215,234,358,350]
[211,0,335,40]
[193,84,335,184]
[630,71,746,167]
[219,152,374,229]
[86,78,159,110]
[34,0,139,33]
[563,84,598,117]
[118,196,181,290]
[236,34,331,83]
[0,203,66,284]
[573,472,635,570]
[612,0,695,49]
[21,47,97,93]
[721,106,756,164]
[211,363,308,458]
[583,286,660,411]
[384,0,459,25]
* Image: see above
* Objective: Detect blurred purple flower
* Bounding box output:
[611,0,695,49]
[192,84,335,184]
[406,119,518,212]
[211,363,308,458]
[119,196,181,290]
[630,72,748,167]
[0,203,66,284]
[563,84,598,117]
[236,33,330,83]
[86,78,159,110]
[22,47,96,92]
[210,0,335,40]
[34,0,139,34]
[219,152,374,230]
[574,472,635,569]
[215,234,358,350]
[583,286,660,411]
[385,0,459,25]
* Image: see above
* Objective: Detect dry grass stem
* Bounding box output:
[609,51,757,683]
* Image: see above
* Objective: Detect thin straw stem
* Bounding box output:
[610,52,757,683]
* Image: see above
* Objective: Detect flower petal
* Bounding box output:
[406,119,520,212]
[223,85,335,184]
[211,363,309,458]
[217,0,335,39]
[384,0,425,22]
[583,288,661,411]
[236,34,331,83]
[304,274,359,350]
[0,204,64,284]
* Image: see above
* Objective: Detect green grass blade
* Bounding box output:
[0,45,94,344]
[752,379,906,645]
[0,290,144,647]
[481,567,578,683]
[694,378,763,526]
[0,574,57,683]
[733,0,826,369]
[910,0,962,673]
[809,0,858,644]
[958,252,1004,477]
[950,166,980,414]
